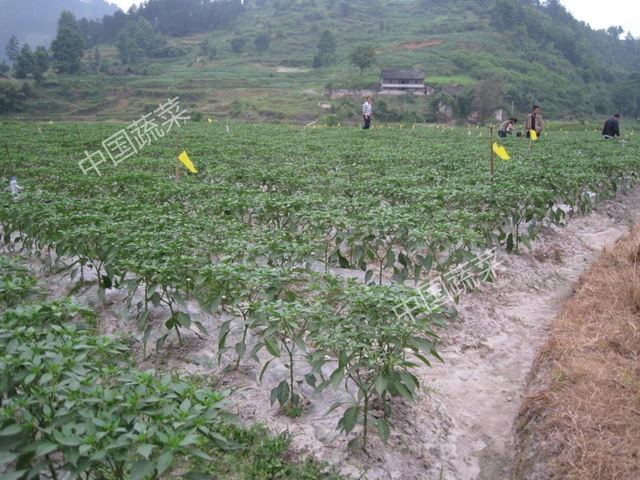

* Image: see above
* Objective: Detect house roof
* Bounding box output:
[380,69,426,81]
[111,67,136,76]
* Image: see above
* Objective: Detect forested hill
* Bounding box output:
[0,0,118,63]
[2,0,639,122]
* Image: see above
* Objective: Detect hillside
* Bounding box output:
[0,0,119,63]
[2,0,640,123]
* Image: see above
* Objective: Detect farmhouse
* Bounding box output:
[380,69,427,95]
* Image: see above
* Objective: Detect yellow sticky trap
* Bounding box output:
[179,151,197,173]
[529,130,538,140]
[493,142,510,160]
[49,121,53,124]
[208,118,212,123]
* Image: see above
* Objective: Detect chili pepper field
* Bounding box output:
[0,121,638,479]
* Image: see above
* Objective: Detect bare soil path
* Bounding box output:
[427,188,640,479]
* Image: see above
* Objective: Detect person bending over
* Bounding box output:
[498,117,517,138]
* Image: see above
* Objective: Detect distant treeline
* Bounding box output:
[489,0,638,82]
[78,0,246,47]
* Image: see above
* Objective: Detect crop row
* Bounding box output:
[0,123,638,450]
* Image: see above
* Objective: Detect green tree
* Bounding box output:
[134,17,155,53]
[490,0,515,29]
[126,40,145,65]
[92,47,100,67]
[473,78,503,124]
[613,72,640,118]
[14,44,35,79]
[254,32,270,53]
[318,30,337,57]
[5,36,20,67]
[231,37,246,53]
[34,46,50,84]
[0,80,27,113]
[114,18,164,65]
[51,26,85,74]
[456,89,476,120]
[606,25,624,38]
[314,29,337,67]
[57,10,79,32]
[116,22,138,63]
[348,43,376,76]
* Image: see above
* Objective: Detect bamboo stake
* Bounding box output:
[490,125,494,178]
[175,131,179,184]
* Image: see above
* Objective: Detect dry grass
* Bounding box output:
[516,225,640,479]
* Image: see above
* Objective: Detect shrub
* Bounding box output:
[0,80,27,113]
[191,110,203,122]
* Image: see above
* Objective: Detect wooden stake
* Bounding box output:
[490,126,494,178]
[175,131,179,184]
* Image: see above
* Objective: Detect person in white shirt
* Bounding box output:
[362,97,373,129]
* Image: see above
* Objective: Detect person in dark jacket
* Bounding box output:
[602,114,620,139]
[525,106,543,138]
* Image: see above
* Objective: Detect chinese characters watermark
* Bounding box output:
[394,249,502,321]
[78,97,189,176]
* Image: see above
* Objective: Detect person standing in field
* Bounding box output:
[362,96,373,130]
[525,105,544,138]
[602,113,621,139]
[498,117,517,138]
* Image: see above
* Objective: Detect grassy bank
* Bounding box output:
[516,225,640,479]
